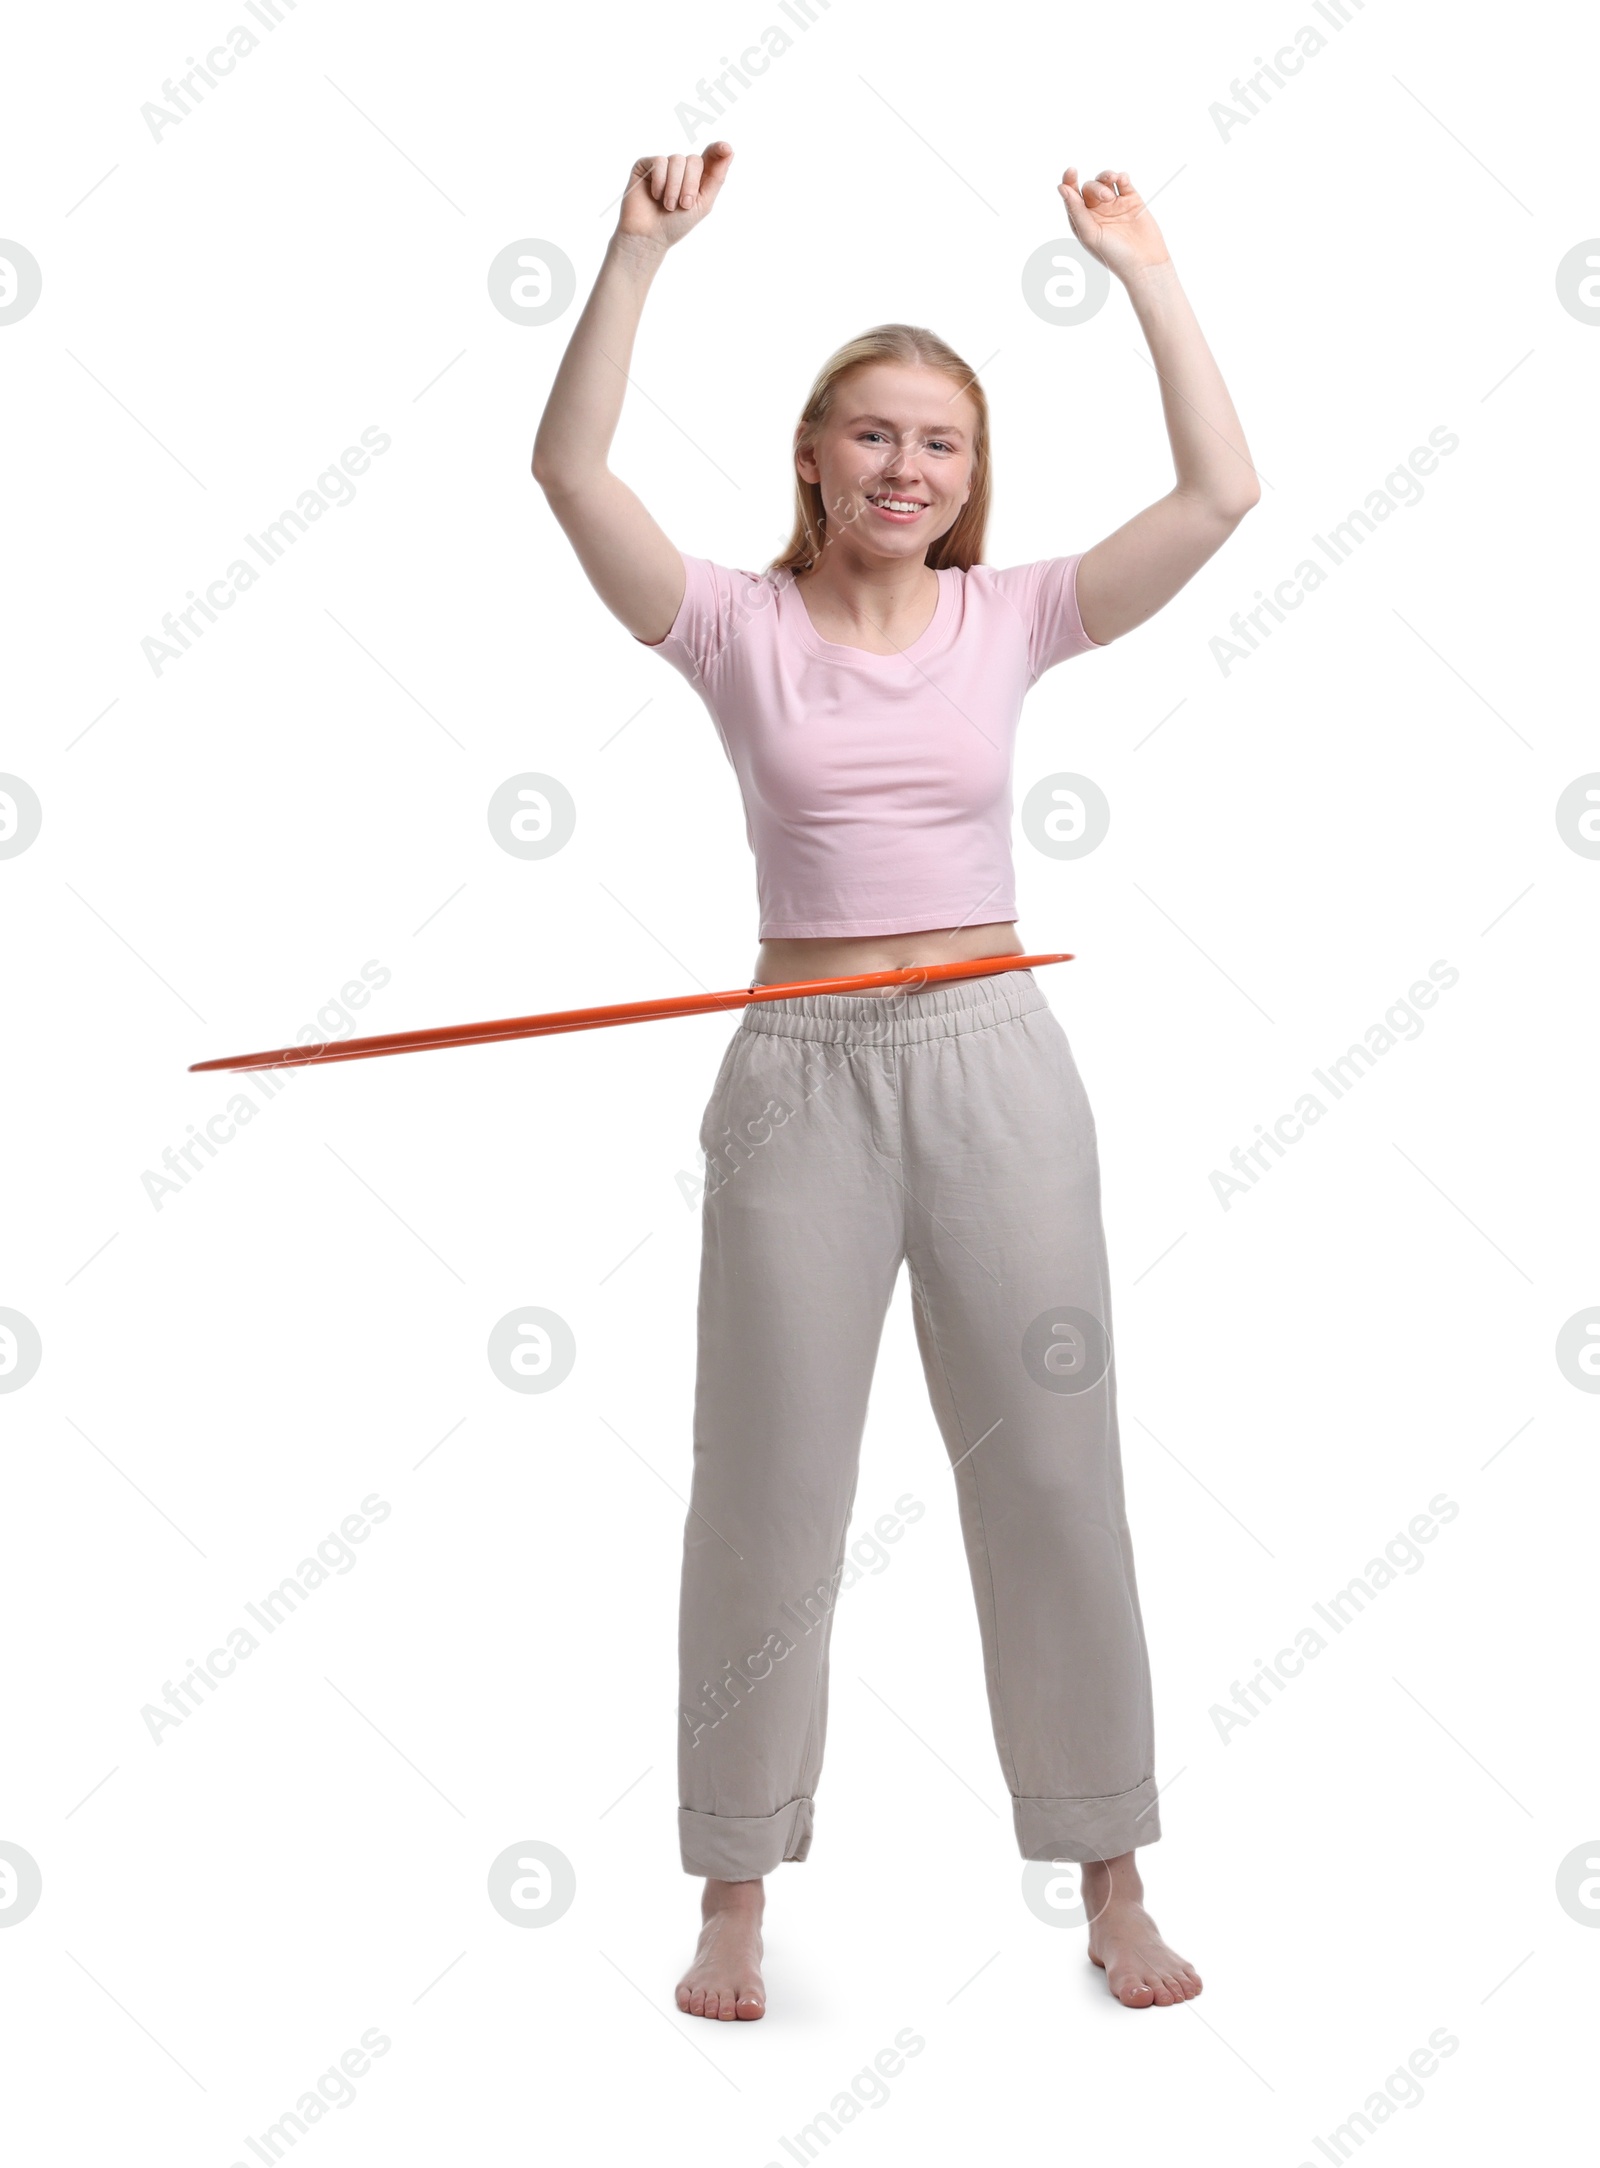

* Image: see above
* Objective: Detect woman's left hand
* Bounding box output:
[1058,168,1171,279]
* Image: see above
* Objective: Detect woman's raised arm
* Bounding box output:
[1056,167,1261,646]
[532,145,735,644]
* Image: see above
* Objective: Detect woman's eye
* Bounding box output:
[860,431,953,453]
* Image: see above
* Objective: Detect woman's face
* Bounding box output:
[796,361,978,562]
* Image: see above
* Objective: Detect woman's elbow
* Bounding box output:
[532,463,602,509]
[1176,477,1261,534]
[530,436,592,493]
[1216,472,1262,522]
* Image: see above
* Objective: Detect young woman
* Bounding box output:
[533,144,1258,2020]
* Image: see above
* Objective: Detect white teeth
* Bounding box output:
[873,497,924,513]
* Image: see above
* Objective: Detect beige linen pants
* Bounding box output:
[678,968,1160,1877]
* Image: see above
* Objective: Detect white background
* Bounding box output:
[2,0,1596,2160]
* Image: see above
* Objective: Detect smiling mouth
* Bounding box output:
[868,495,928,519]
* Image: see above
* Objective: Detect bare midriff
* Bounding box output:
[752,919,1026,993]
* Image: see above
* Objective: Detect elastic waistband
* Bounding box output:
[739,966,1047,1045]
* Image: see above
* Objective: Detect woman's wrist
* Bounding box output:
[608,228,671,275]
[1117,253,1178,300]
[1118,255,1186,333]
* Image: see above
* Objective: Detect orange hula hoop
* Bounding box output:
[189,951,1074,1075]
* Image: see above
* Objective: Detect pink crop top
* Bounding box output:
[637,550,1104,939]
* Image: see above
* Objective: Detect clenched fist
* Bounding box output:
[618,144,736,248]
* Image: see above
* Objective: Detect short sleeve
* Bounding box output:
[989,554,1105,682]
[633,551,770,691]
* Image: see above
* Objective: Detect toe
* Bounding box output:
[735,1991,765,2022]
[675,1983,692,2012]
[1150,1977,1178,2006]
[687,1987,707,2017]
[1115,1974,1156,2008]
[715,1991,737,2020]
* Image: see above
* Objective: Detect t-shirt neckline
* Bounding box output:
[785,566,955,664]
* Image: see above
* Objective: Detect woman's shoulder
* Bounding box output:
[953,554,1078,587]
[677,552,793,604]
[953,554,1102,672]
[678,547,786,579]
[635,552,786,684]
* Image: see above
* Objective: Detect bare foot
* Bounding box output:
[1081,1853,1202,2009]
[675,1877,766,2021]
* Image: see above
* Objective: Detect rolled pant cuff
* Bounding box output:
[1014,1777,1161,1862]
[679,1797,814,1878]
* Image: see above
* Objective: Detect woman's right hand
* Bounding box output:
[616,144,735,248]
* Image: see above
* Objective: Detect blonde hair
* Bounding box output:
[766,324,992,579]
